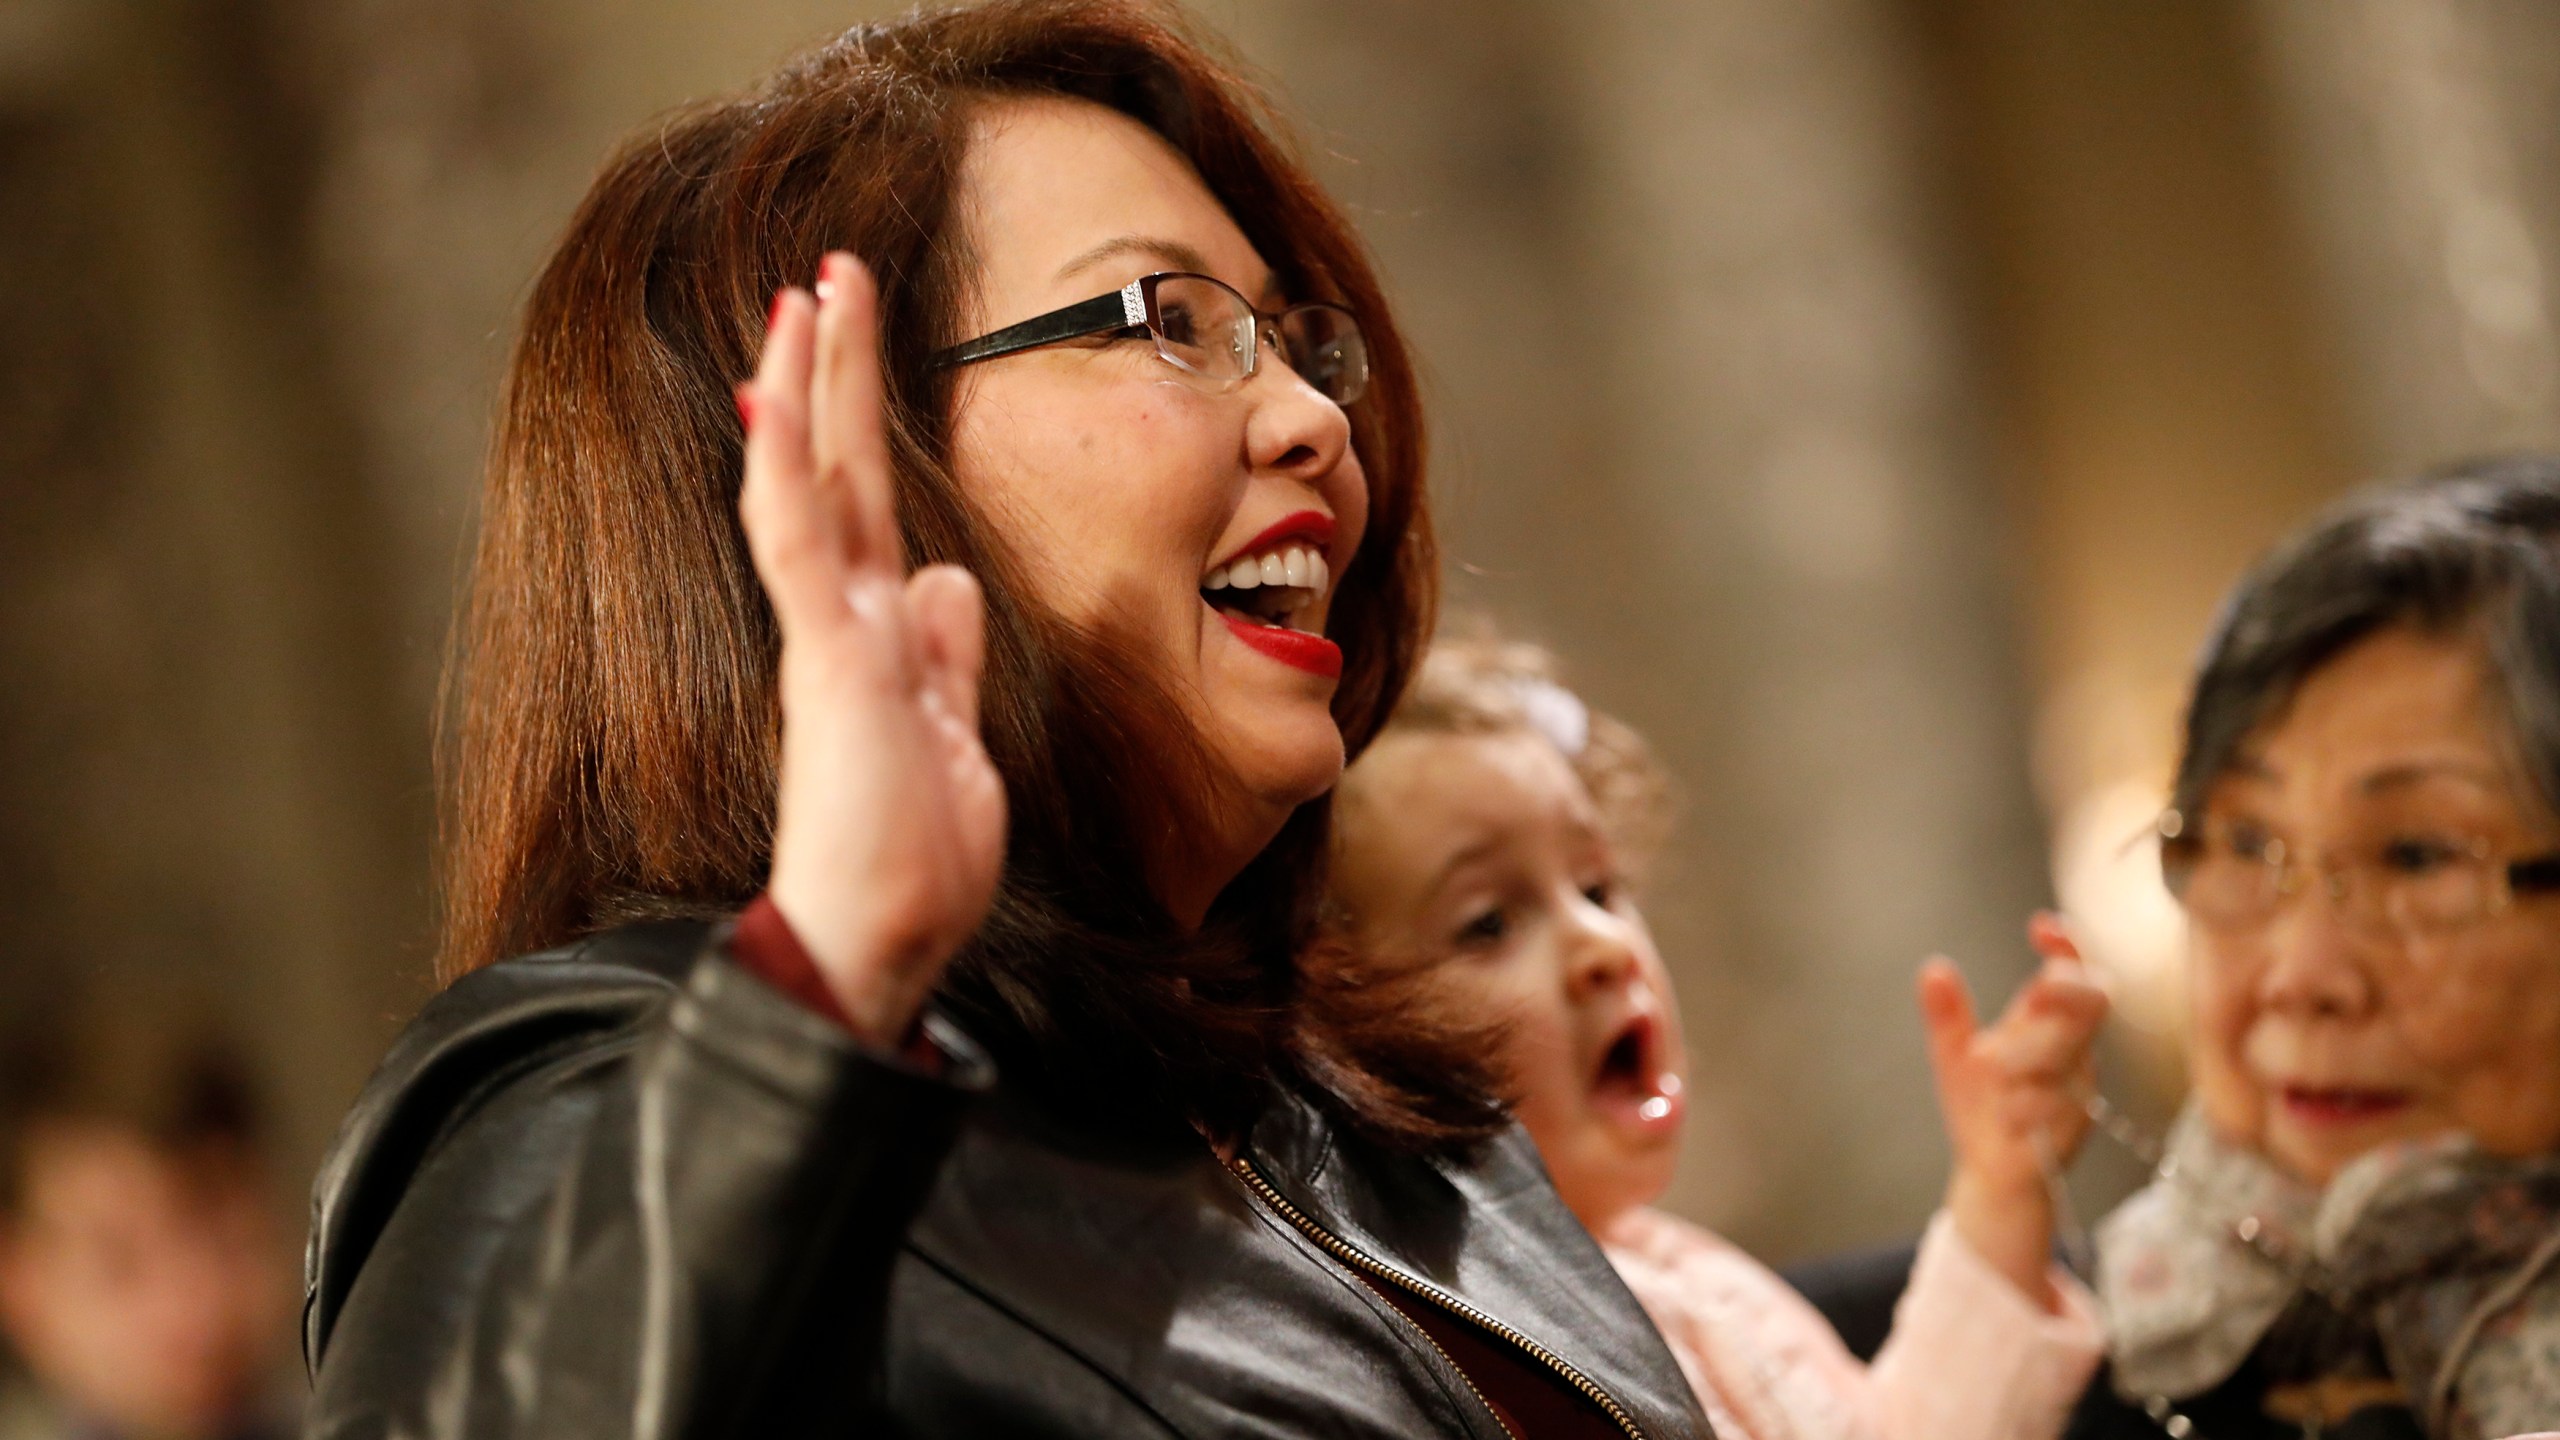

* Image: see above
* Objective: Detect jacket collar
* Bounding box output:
[1245,1090,1710,1440]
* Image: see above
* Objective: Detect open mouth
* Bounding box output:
[2278,1085,2414,1126]
[1590,1015,1683,1133]
[1203,512,1340,678]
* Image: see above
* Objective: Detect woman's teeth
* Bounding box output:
[1201,544,1329,630]
[1202,545,1329,597]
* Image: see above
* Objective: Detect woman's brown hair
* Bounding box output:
[443,0,1500,1149]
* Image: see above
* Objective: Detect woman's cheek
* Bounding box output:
[2386,926,2560,1073]
[2384,968,2504,1071]
[1326,450,1371,560]
[2190,1050,2264,1155]
[2189,964,2267,1150]
[2425,946,2560,1150]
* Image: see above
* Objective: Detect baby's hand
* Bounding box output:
[1917,913,2108,1309]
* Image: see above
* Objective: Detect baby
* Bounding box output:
[1327,635,2110,1440]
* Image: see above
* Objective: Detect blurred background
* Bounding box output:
[7,0,2560,1384]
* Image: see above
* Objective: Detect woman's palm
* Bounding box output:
[739,254,1006,1046]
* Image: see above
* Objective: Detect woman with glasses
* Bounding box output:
[2078,458,2560,1440]
[1794,460,2560,1440]
[298,2,1706,1437]
[1792,458,2560,1434]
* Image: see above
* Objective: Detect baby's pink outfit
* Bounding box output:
[1598,1207,2103,1440]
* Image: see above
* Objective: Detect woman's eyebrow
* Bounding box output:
[1054,234,1213,283]
[2359,759,2505,794]
[1054,235,1281,303]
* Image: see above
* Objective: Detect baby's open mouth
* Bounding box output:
[1598,1026,1646,1089]
[1591,1016,1682,1130]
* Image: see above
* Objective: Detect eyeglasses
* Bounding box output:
[931,271,1370,405]
[2158,808,2560,939]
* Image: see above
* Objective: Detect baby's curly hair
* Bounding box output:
[1378,625,1677,885]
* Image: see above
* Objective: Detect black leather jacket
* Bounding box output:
[301,921,1712,1438]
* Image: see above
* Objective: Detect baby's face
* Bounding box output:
[1334,728,1688,1227]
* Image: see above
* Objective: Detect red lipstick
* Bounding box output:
[1220,612,1342,678]
[1215,510,1336,570]
[2279,1086,2413,1126]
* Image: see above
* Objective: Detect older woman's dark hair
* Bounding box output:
[2172,455,2560,826]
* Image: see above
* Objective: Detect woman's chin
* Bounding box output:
[1213,716,1346,814]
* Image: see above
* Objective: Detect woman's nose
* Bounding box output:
[2254,891,2379,1018]
[1242,350,1352,481]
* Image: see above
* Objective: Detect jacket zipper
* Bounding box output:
[1225,1152,1650,1440]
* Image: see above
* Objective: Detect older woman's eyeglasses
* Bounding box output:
[932,271,1369,405]
[2158,808,2560,939]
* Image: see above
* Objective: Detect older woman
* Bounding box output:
[2085,457,2560,1440]
[1799,459,2560,1440]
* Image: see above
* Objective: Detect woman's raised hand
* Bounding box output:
[738,253,1007,1049]
[1916,913,2109,1310]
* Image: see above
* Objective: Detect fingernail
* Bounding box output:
[735,384,757,429]
[767,290,786,332]
[815,254,840,304]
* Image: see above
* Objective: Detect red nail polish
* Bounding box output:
[767,290,786,332]
[735,385,757,429]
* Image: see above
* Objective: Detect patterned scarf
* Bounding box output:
[2097,1105,2560,1440]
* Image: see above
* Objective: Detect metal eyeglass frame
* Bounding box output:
[2156,806,2560,936]
[930,270,1367,403]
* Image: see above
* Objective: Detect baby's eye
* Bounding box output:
[1456,908,1508,946]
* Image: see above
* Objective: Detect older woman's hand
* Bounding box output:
[1918,912,2109,1310]
[738,254,1009,1049]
